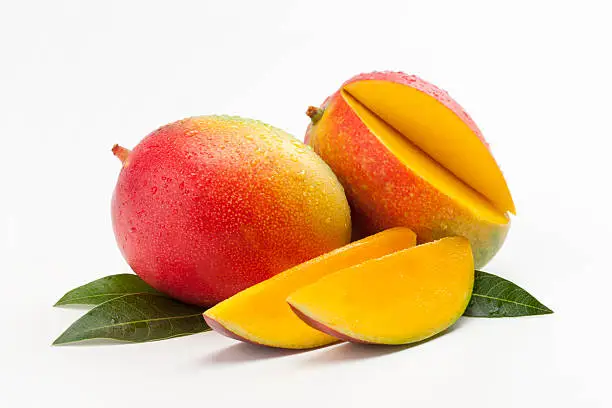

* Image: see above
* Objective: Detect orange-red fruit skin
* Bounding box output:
[204,315,264,346]
[112,116,351,306]
[288,305,373,344]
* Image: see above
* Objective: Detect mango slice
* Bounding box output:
[344,79,515,215]
[287,237,474,345]
[203,227,417,349]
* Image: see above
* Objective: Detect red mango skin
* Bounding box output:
[112,116,351,306]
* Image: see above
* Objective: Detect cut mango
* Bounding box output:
[344,79,515,214]
[287,237,474,345]
[342,91,508,225]
[306,73,513,268]
[203,227,417,349]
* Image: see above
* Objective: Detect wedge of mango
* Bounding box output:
[288,237,474,345]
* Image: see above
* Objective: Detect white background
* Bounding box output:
[1,0,610,406]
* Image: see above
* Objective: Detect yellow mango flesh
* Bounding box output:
[342,91,508,225]
[287,237,474,345]
[344,80,515,215]
[203,227,417,349]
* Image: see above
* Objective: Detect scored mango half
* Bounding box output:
[306,72,514,268]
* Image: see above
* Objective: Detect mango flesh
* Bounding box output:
[112,116,351,306]
[287,237,474,345]
[203,227,417,349]
[305,72,513,268]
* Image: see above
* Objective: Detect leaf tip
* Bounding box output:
[52,330,73,346]
[54,293,70,307]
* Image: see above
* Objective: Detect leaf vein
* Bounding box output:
[80,313,205,333]
[56,292,164,304]
[471,293,551,312]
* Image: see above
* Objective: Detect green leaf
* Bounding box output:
[53,294,209,345]
[54,274,165,306]
[465,270,553,317]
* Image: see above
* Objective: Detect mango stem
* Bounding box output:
[112,144,131,165]
[306,106,324,124]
